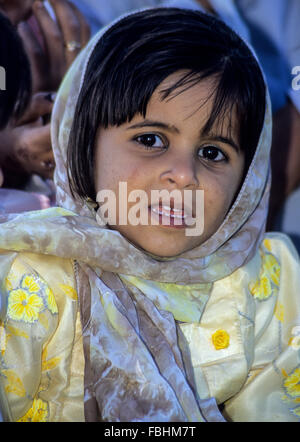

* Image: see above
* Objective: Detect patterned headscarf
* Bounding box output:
[0,8,272,421]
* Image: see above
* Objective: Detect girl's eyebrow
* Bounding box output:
[126,119,180,134]
[203,134,240,153]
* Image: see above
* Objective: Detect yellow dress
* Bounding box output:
[0,253,85,422]
[1,232,300,422]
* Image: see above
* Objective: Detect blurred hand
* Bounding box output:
[18,0,90,92]
[0,92,55,180]
[0,0,35,25]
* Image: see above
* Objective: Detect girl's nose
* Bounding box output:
[159,154,199,189]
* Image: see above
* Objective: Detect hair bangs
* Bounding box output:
[67,8,266,200]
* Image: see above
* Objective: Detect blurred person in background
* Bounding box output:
[0,0,90,212]
[0,9,31,183]
[0,8,45,212]
[235,0,300,242]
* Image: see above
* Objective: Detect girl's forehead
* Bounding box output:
[151,72,216,115]
[155,70,217,95]
[143,72,239,142]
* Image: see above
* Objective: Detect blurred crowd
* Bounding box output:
[0,0,299,231]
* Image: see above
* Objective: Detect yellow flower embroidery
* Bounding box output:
[264,254,280,285]
[41,347,61,372]
[274,302,284,322]
[0,322,29,356]
[0,321,6,355]
[3,370,26,397]
[7,289,44,323]
[6,325,29,340]
[7,274,58,322]
[249,250,281,301]
[7,275,44,323]
[212,329,230,350]
[250,273,272,300]
[291,406,300,418]
[59,284,78,300]
[45,287,58,314]
[263,239,272,252]
[282,366,300,418]
[18,398,49,422]
[22,275,41,293]
[283,367,300,398]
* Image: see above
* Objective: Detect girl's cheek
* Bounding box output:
[123,162,152,188]
[204,180,232,214]
[203,176,225,199]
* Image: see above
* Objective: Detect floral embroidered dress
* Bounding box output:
[1,233,300,422]
[0,9,300,422]
[0,252,84,422]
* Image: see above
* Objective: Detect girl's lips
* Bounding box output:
[149,204,191,228]
[151,205,187,218]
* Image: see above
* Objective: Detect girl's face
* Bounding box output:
[94,72,245,257]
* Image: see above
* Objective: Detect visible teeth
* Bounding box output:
[161,205,183,213]
[172,213,185,219]
[151,207,161,215]
[152,207,186,219]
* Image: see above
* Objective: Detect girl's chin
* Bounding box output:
[110,224,205,257]
[132,233,203,257]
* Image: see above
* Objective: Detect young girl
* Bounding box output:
[0,8,300,422]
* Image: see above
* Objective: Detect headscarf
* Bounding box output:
[0,8,272,422]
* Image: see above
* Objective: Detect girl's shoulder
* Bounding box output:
[253,232,300,303]
[2,251,78,324]
[262,231,300,262]
[251,232,300,331]
[0,252,83,422]
[4,251,77,298]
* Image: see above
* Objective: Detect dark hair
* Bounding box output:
[0,11,31,129]
[68,8,266,200]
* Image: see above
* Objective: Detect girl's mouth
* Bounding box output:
[149,201,191,228]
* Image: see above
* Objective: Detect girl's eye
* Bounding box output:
[134,134,167,150]
[198,145,227,162]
